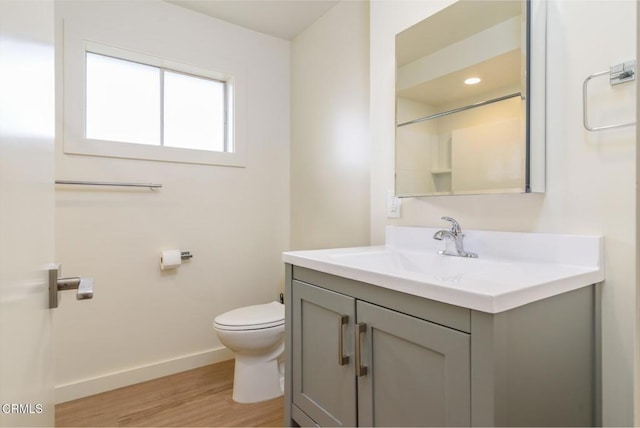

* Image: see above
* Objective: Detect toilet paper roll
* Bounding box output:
[160,250,182,270]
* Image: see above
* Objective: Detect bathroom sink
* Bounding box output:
[329,248,481,278]
[282,226,604,313]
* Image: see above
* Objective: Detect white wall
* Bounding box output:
[54,0,290,402]
[371,0,636,425]
[290,1,370,250]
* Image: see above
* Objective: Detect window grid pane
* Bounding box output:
[162,70,227,152]
[86,52,161,145]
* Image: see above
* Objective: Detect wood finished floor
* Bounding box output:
[55,360,284,427]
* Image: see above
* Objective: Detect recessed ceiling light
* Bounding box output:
[464,77,481,85]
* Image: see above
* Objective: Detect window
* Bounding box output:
[63,36,246,167]
[86,51,229,152]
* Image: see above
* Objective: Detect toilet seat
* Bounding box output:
[214,301,284,331]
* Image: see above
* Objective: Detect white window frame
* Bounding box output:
[63,24,247,167]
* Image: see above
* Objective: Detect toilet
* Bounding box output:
[213,301,285,403]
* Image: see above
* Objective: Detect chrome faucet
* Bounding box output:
[433,217,478,258]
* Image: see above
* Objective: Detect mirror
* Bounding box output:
[395,0,545,197]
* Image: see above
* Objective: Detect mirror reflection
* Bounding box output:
[395,0,530,197]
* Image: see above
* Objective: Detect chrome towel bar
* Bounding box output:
[55,180,162,190]
[583,60,636,131]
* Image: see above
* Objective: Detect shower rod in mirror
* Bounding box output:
[397,92,522,128]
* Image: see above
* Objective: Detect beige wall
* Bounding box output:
[290,1,370,250]
[371,0,636,425]
[54,0,290,402]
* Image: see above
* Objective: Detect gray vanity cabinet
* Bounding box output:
[291,279,470,427]
[286,264,597,428]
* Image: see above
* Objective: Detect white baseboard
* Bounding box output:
[55,347,233,404]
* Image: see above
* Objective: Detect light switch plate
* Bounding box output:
[386,190,401,218]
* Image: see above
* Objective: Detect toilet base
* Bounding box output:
[232,354,284,403]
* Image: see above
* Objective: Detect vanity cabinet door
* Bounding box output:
[292,280,357,427]
[356,301,471,427]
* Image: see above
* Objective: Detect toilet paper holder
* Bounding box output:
[160,250,192,271]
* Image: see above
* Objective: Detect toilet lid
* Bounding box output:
[214,301,284,330]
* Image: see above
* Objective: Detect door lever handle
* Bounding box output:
[57,277,94,299]
[49,265,94,308]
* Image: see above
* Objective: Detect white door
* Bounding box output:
[0,1,56,426]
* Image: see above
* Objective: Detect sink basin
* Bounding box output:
[282,226,604,313]
[330,249,481,278]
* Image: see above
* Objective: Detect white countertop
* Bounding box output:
[282,226,604,314]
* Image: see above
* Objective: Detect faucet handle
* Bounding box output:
[441,216,462,234]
